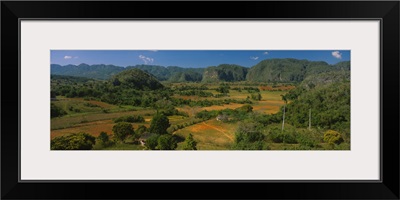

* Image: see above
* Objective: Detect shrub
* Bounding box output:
[136,125,148,135]
[83,102,100,107]
[235,123,264,143]
[235,104,253,113]
[251,93,262,101]
[231,141,265,150]
[298,134,318,148]
[323,130,343,145]
[102,109,109,113]
[113,115,145,123]
[268,126,298,144]
[182,133,197,150]
[51,103,67,118]
[232,123,266,150]
[51,133,95,150]
[93,132,114,150]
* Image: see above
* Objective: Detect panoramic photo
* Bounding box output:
[50,50,350,150]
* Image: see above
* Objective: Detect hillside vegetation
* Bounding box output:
[246,59,349,82]
[111,68,164,90]
[51,64,124,80]
[202,64,248,82]
[51,59,349,84]
[278,70,351,139]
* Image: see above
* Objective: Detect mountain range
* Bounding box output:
[51,59,350,83]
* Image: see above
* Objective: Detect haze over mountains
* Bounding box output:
[51,58,350,83]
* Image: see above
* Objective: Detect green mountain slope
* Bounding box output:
[51,59,350,83]
[168,71,203,82]
[111,68,164,90]
[246,58,349,82]
[277,70,351,136]
[202,64,248,82]
[51,64,124,80]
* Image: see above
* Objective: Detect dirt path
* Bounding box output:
[201,122,234,141]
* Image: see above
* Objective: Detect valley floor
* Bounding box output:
[51,89,288,150]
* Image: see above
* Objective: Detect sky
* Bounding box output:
[51,50,350,68]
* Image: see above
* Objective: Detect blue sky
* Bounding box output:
[51,50,350,68]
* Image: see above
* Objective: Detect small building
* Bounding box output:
[138,132,156,146]
[216,114,228,122]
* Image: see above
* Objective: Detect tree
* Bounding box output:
[98,131,109,143]
[136,125,148,135]
[51,91,57,99]
[251,93,262,101]
[93,131,113,149]
[216,84,230,94]
[149,114,170,135]
[112,122,135,142]
[157,134,178,150]
[51,103,67,118]
[112,78,121,86]
[145,134,160,150]
[235,123,264,143]
[51,133,96,150]
[236,104,253,113]
[182,134,197,150]
[232,123,265,150]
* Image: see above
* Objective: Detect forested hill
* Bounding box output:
[202,64,248,82]
[126,65,204,81]
[246,59,350,82]
[51,64,124,80]
[276,70,351,138]
[51,59,349,83]
[111,68,164,90]
[51,63,205,81]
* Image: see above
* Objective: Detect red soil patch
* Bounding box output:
[51,120,149,139]
[190,123,213,132]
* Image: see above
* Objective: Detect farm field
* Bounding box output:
[51,87,286,146]
[174,119,237,150]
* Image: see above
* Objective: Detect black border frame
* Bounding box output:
[2,1,399,199]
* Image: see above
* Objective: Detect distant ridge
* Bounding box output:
[51,59,350,83]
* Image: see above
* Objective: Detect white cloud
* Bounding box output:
[139,55,154,64]
[148,50,158,52]
[250,56,259,60]
[64,56,72,59]
[263,52,269,55]
[74,56,79,59]
[332,51,342,59]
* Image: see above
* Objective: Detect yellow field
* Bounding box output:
[175,90,286,114]
[174,119,238,150]
[51,114,192,139]
[51,119,152,138]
